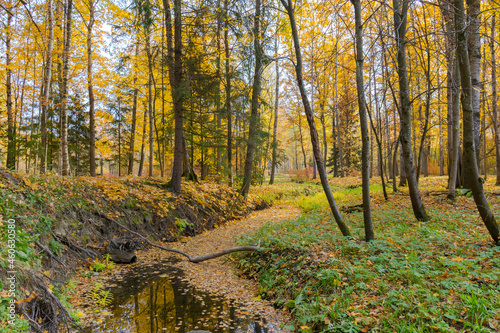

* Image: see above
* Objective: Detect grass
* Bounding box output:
[237,176,500,332]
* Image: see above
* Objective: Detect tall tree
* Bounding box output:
[454,0,499,244]
[40,0,54,174]
[280,0,350,236]
[352,0,374,241]
[240,0,263,200]
[491,15,500,185]
[269,31,279,185]
[392,0,428,221]
[60,0,74,176]
[5,4,15,169]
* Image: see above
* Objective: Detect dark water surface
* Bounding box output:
[83,262,283,333]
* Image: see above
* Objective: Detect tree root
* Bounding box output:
[35,241,66,268]
[96,212,261,263]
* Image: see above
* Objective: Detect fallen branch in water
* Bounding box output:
[97,212,261,263]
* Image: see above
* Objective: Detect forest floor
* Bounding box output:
[2,172,500,333]
[236,176,500,332]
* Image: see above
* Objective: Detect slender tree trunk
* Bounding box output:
[6,11,15,169]
[225,0,232,187]
[392,0,428,221]
[86,0,96,176]
[492,15,500,185]
[138,107,147,177]
[269,33,279,185]
[280,0,350,236]
[352,0,374,241]
[466,0,481,165]
[240,0,262,199]
[60,0,73,176]
[128,42,139,175]
[146,29,154,177]
[455,0,499,244]
[40,0,54,174]
[448,61,461,199]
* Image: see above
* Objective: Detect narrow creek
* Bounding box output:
[82,261,284,333]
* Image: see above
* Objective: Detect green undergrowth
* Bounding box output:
[236,178,500,332]
[252,181,323,206]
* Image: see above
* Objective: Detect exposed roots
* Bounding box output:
[17,272,79,333]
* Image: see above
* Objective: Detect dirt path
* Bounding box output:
[146,203,301,326]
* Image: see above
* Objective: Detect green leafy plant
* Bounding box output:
[90,282,113,307]
[174,218,193,235]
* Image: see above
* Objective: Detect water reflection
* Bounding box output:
[84,263,281,333]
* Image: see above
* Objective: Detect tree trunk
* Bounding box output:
[240,0,262,200]
[146,28,154,177]
[138,107,147,177]
[392,0,428,221]
[164,0,184,192]
[269,33,279,185]
[455,0,499,244]
[466,0,481,165]
[491,15,500,185]
[40,0,54,174]
[128,42,139,175]
[225,0,232,187]
[280,0,350,237]
[86,0,96,176]
[6,11,15,170]
[60,0,73,176]
[448,60,461,199]
[352,0,374,241]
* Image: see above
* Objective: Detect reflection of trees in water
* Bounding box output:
[90,268,270,333]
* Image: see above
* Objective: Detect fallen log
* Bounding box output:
[96,212,261,263]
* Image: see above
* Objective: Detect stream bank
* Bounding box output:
[69,204,300,331]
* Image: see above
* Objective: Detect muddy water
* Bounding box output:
[83,262,282,333]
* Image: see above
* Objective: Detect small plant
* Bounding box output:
[90,282,113,307]
[91,255,116,272]
[174,217,193,235]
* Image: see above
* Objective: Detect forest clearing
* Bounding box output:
[2,0,500,331]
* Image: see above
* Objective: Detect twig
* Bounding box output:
[34,241,66,267]
[96,212,261,263]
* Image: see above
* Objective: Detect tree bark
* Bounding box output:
[128,42,139,175]
[60,0,73,176]
[6,10,15,170]
[269,33,279,185]
[164,0,185,192]
[40,0,54,174]
[454,0,499,244]
[392,0,428,221]
[352,0,374,241]
[280,0,350,236]
[240,0,262,200]
[466,0,481,165]
[225,0,232,187]
[86,0,96,176]
[491,15,500,185]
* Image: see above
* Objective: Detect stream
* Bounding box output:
[82,261,284,333]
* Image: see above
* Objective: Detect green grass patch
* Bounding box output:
[236,179,500,332]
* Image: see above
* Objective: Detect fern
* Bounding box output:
[90,282,113,307]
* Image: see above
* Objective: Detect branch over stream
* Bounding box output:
[97,212,261,263]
